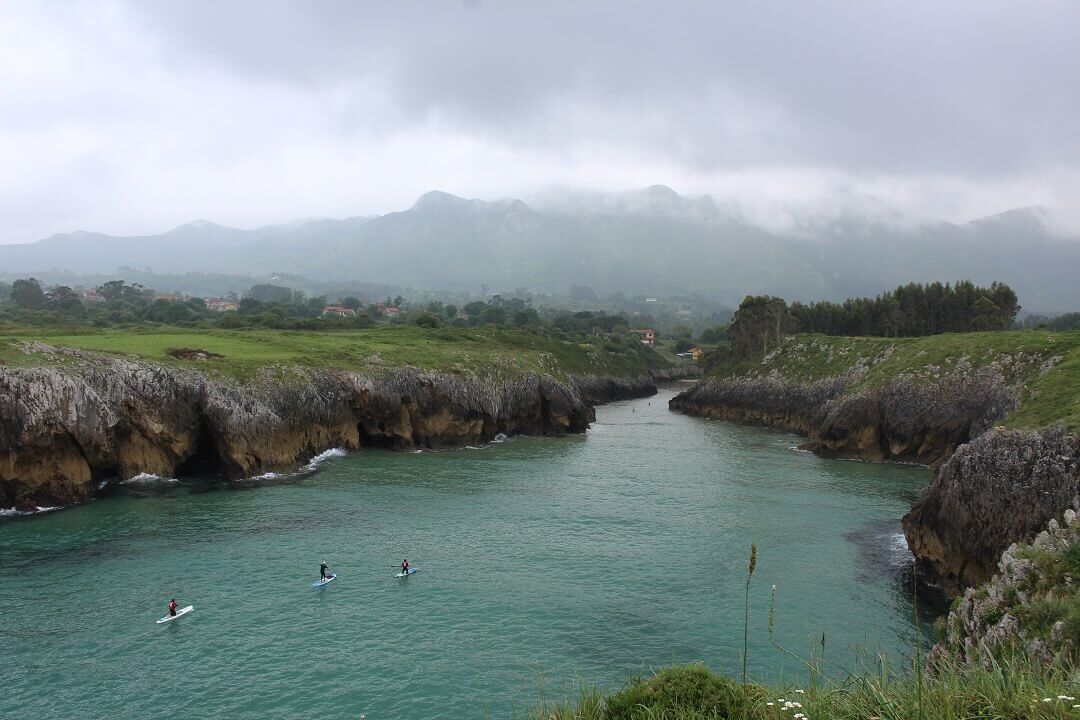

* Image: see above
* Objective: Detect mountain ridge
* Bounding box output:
[2,189,1077,310]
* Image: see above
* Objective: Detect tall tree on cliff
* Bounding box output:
[730,295,797,358]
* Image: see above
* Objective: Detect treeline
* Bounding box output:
[1020,311,1080,332]
[0,278,377,330]
[730,281,1022,358]
[0,278,677,346]
[789,281,1019,337]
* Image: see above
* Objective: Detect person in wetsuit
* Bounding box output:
[320,561,331,581]
[168,599,178,617]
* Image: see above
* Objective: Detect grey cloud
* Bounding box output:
[127,1,1080,176]
[1,1,1078,243]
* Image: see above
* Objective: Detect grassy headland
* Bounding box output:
[0,325,676,382]
[705,330,1080,431]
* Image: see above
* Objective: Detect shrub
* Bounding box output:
[979,604,1005,626]
[602,665,762,720]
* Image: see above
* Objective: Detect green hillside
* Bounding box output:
[0,326,672,383]
[708,330,1080,431]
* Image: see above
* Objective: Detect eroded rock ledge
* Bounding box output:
[669,367,1078,594]
[0,357,660,510]
[668,365,1016,465]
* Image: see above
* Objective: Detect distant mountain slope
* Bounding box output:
[1,189,1077,310]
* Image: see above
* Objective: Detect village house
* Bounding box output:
[322,304,356,318]
[376,304,401,317]
[631,328,656,346]
[206,298,238,312]
[676,347,704,362]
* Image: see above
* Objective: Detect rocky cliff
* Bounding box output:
[669,333,1079,595]
[668,363,1015,465]
[929,508,1079,666]
[903,428,1079,593]
[0,352,660,511]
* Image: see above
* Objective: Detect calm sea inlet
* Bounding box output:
[0,385,935,719]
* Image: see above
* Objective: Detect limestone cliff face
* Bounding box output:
[668,365,1016,465]
[669,365,1077,595]
[0,356,658,510]
[902,428,1079,594]
[928,509,1079,666]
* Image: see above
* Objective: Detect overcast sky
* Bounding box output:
[2,0,1078,243]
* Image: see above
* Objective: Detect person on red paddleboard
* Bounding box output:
[168,599,178,617]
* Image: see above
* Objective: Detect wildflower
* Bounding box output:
[766,702,775,707]
[795,689,805,694]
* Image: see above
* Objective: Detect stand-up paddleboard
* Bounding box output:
[312,574,337,587]
[394,567,417,578]
[157,605,193,624]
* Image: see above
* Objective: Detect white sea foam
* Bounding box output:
[303,447,348,472]
[492,433,508,443]
[1,505,62,518]
[890,532,910,554]
[240,447,348,483]
[123,472,179,485]
[248,471,288,481]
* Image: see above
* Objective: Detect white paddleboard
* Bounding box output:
[312,574,337,587]
[157,605,193,624]
[394,567,417,578]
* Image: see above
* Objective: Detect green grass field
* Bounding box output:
[0,325,671,382]
[708,330,1080,431]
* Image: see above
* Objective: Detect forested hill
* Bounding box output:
[2,188,1079,311]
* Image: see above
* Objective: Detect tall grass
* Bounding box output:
[528,653,1079,720]
[527,543,1079,719]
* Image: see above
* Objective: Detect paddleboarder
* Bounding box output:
[400,558,410,576]
[320,561,331,582]
[167,598,178,617]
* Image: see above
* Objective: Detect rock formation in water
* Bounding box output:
[0,350,663,511]
[670,352,1078,596]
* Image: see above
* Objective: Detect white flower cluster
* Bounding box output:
[766,694,809,720]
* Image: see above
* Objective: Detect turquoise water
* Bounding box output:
[0,386,934,719]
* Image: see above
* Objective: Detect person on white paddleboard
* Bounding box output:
[320,561,331,581]
[167,599,178,617]
[400,559,409,575]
